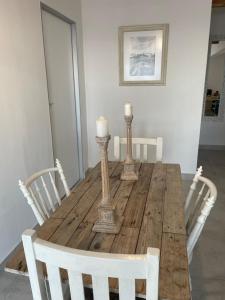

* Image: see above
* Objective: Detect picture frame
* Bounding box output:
[119,24,169,86]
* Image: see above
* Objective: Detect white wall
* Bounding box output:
[0,0,87,263]
[82,0,211,174]
[200,8,225,147]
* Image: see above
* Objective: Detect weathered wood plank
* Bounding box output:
[113,181,134,215]
[66,221,95,250]
[87,164,136,254]
[136,163,167,252]
[213,0,225,7]
[159,233,191,300]
[50,163,119,246]
[74,161,108,192]
[51,163,101,219]
[50,180,101,245]
[89,232,115,252]
[123,163,153,228]
[52,162,117,219]
[84,163,123,224]
[163,164,186,234]
[51,192,82,219]
[67,163,124,252]
[111,226,139,254]
[86,169,138,293]
[5,218,63,273]
[136,233,191,299]
[5,162,190,300]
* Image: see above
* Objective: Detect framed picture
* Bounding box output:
[119,24,169,86]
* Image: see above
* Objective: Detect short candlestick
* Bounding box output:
[93,135,123,233]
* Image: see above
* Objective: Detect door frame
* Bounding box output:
[40,3,85,180]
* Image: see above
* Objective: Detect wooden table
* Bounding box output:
[5,162,191,300]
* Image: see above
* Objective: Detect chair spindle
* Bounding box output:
[49,172,61,205]
[119,278,135,300]
[41,176,55,212]
[92,276,110,300]
[34,182,50,218]
[46,264,64,300]
[68,271,85,300]
[56,159,70,197]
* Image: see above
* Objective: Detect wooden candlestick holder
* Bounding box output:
[92,135,123,233]
[121,115,138,181]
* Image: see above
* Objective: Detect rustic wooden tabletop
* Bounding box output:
[6,161,191,300]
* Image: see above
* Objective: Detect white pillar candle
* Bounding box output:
[124,103,132,116]
[96,116,109,137]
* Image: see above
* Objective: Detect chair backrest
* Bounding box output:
[114,136,163,162]
[186,175,217,262]
[19,159,70,225]
[22,229,160,300]
[184,166,203,225]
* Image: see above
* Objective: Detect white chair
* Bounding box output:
[19,159,70,226]
[185,171,217,263]
[184,166,203,225]
[22,229,160,300]
[114,136,163,162]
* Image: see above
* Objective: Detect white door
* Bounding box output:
[42,9,80,190]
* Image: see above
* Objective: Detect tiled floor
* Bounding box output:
[188,150,225,300]
[0,271,32,300]
[0,149,224,300]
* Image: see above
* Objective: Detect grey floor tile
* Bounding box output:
[0,271,32,300]
[190,150,225,300]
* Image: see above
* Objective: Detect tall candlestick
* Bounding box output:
[93,135,123,233]
[121,114,138,181]
[96,116,108,137]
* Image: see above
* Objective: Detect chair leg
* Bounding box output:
[189,274,192,290]
[189,273,193,300]
[188,252,193,298]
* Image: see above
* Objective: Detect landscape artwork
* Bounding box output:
[119,24,169,85]
[129,36,156,77]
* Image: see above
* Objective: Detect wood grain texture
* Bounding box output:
[160,233,191,300]
[51,162,102,219]
[123,163,153,228]
[5,162,190,300]
[111,226,139,254]
[49,179,101,245]
[213,0,225,7]
[5,218,62,273]
[163,164,186,234]
[50,163,119,246]
[137,163,166,252]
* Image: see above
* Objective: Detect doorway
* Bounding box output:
[199,7,225,151]
[41,6,83,190]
